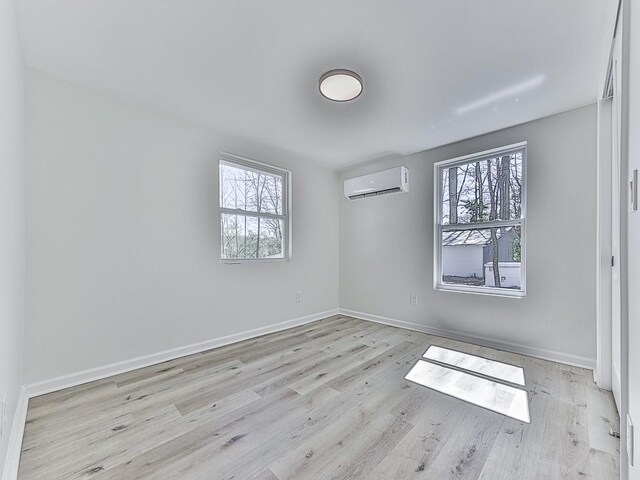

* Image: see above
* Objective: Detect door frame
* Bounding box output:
[598,0,631,477]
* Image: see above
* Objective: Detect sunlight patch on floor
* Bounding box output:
[423,345,526,386]
[405,358,530,423]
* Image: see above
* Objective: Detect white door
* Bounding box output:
[611,33,622,411]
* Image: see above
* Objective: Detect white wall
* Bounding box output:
[340,105,597,365]
[0,0,25,472]
[25,70,339,384]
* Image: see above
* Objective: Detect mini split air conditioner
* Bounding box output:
[344,166,409,200]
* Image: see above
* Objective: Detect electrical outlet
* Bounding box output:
[296,291,303,303]
[1,394,6,437]
[628,414,635,466]
[409,293,418,306]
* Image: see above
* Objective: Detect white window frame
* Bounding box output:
[433,142,527,298]
[219,152,291,263]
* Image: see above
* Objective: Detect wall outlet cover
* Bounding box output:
[296,292,302,303]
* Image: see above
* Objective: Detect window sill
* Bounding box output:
[220,257,289,265]
[434,284,526,299]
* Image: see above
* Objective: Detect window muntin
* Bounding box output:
[434,143,526,297]
[219,154,289,261]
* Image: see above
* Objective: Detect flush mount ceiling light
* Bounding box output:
[319,69,363,102]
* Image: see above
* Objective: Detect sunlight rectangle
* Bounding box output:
[405,360,530,423]
[423,345,525,386]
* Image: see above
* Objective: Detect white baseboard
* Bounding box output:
[340,308,596,371]
[1,387,28,480]
[25,308,339,398]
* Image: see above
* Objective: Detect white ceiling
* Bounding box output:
[17,0,616,169]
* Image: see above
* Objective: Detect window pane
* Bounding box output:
[257,175,283,215]
[441,149,523,224]
[221,214,284,260]
[220,163,283,214]
[220,163,251,211]
[441,226,522,290]
[258,217,284,259]
[221,214,259,259]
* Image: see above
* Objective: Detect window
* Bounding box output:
[219,153,290,262]
[434,142,526,297]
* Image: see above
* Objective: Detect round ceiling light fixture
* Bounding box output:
[319,69,363,102]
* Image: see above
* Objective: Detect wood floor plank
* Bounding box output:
[477,376,554,479]
[326,340,420,393]
[369,391,468,479]
[149,386,344,480]
[90,388,302,480]
[587,385,621,457]
[269,377,417,479]
[420,407,505,479]
[253,469,279,480]
[288,340,404,395]
[17,316,619,480]
[533,386,592,479]
[591,448,620,480]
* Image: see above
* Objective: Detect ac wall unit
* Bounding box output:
[344,166,409,200]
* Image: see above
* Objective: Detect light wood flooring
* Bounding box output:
[18,315,620,479]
